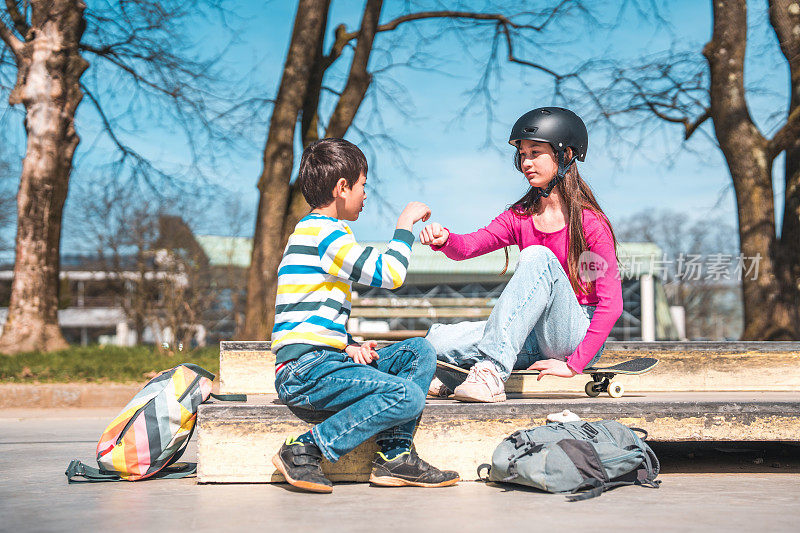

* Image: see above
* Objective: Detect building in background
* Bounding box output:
[198,236,685,343]
[0,235,690,346]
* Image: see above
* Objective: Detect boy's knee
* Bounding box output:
[400,337,436,376]
[393,381,426,419]
[405,382,427,416]
[404,336,435,355]
[413,337,436,368]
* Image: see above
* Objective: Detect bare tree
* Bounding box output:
[241,0,600,339]
[72,184,222,347]
[590,0,800,340]
[616,208,740,339]
[0,1,230,353]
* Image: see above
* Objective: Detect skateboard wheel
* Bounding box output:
[607,382,624,398]
[585,381,601,397]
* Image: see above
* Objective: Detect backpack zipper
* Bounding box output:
[177,374,203,403]
[602,451,640,465]
[115,396,156,446]
[114,373,201,447]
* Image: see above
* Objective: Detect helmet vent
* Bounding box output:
[523,127,538,134]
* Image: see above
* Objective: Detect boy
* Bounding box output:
[271,138,460,493]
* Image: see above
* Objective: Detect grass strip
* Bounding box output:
[0,345,220,383]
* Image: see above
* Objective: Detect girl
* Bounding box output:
[419,107,622,403]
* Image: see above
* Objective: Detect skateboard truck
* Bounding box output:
[585,372,624,398]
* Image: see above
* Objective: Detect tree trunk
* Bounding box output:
[279,0,384,246]
[704,0,798,340]
[769,0,800,335]
[0,0,89,354]
[241,0,386,340]
[325,0,382,138]
[240,0,331,340]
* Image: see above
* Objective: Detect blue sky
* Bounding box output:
[2,1,791,253]
[196,0,786,243]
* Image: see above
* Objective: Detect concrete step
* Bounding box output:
[219,341,800,395]
[196,392,800,483]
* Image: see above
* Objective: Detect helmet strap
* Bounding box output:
[536,150,578,200]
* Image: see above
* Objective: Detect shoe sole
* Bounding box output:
[271,454,333,494]
[452,392,506,403]
[369,474,461,488]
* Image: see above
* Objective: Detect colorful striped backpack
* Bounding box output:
[65,363,244,483]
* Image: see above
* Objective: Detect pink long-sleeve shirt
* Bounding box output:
[434,208,623,373]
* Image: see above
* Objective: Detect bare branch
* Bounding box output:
[80,82,135,160]
[5,0,29,38]
[324,7,569,70]
[498,22,562,79]
[768,105,800,159]
[684,108,711,140]
[80,43,189,98]
[0,17,22,58]
[371,9,564,35]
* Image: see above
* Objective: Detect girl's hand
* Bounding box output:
[345,341,379,365]
[527,359,578,379]
[420,223,449,247]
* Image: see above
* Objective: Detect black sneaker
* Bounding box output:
[370,449,460,487]
[271,438,333,493]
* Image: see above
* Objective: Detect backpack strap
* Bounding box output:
[477,463,491,481]
[567,475,661,502]
[208,393,247,402]
[502,442,543,482]
[65,459,197,483]
[65,460,123,483]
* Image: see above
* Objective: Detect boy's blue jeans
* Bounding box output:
[426,245,605,380]
[274,337,435,462]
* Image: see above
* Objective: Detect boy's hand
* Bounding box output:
[397,202,431,231]
[345,341,379,365]
[420,223,449,247]
[527,359,578,379]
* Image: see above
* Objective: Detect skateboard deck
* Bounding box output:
[435,357,659,398]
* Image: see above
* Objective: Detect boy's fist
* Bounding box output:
[419,223,449,247]
[397,201,431,230]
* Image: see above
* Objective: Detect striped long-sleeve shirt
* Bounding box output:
[271,213,415,364]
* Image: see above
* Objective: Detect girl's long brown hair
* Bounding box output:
[502,150,619,295]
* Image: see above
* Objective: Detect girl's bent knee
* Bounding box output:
[519,244,556,263]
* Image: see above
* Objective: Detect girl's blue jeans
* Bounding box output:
[426,245,605,380]
[274,337,435,462]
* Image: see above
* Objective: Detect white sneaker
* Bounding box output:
[427,376,452,398]
[452,360,506,403]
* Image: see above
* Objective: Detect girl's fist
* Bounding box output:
[420,223,449,247]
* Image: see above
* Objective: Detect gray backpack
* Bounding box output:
[480,420,660,501]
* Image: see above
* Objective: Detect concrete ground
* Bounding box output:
[1,409,799,532]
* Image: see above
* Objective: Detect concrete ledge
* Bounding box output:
[196,392,800,483]
[219,341,800,395]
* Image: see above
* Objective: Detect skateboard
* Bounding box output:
[435,357,659,398]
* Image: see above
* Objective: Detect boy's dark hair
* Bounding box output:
[297,138,368,208]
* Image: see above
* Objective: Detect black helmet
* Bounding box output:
[508,107,587,161]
